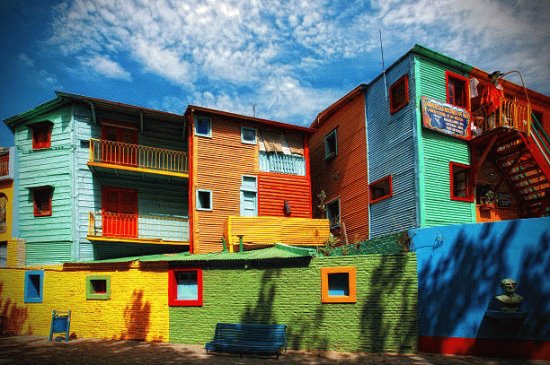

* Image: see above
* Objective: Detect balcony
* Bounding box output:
[87,211,189,245]
[88,139,188,178]
[225,216,330,252]
[473,98,531,136]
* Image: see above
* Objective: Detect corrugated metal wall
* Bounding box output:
[194,116,313,253]
[15,106,74,264]
[367,54,418,238]
[309,93,370,243]
[258,172,311,217]
[193,117,257,253]
[414,55,475,226]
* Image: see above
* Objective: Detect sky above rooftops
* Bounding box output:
[1,0,549,146]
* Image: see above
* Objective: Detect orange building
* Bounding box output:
[185,106,327,253]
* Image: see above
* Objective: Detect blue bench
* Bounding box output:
[205,323,287,358]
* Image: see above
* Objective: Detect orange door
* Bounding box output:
[101,126,138,166]
[102,187,138,237]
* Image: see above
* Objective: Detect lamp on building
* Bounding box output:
[490,70,531,107]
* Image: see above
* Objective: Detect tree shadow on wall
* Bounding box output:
[360,254,417,353]
[416,220,550,358]
[119,289,151,341]
[0,282,30,335]
[238,259,330,351]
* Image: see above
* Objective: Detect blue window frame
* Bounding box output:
[194,116,212,137]
[24,270,44,303]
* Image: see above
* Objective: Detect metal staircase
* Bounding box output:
[471,113,550,217]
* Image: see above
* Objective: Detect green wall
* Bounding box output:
[414,54,475,227]
[169,254,417,353]
[15,105,75,264]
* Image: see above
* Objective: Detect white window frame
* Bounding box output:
[196,189,213,211]
[194,116,212,138]
[326,198,340,229]
[324,129,338,160]
[241,127,257,145]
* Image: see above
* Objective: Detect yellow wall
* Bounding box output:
[0,180,13,242]
[0,262,169,341]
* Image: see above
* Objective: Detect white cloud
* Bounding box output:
[81,55,132,81]
[45,0,549,123]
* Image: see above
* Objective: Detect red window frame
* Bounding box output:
[389,75,409,114]
[369,175,393,204]
[168,268,203,307]
[450,162,474,202]
[445,71,469,110]
[33,186,53,217]
[31,122,53,150]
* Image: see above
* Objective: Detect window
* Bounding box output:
[389,75,409,114]
[169,269,203,306]
[241,127,257,144]
[196,189,213,211]
[326,199,340,228]
[24,270,44,303]
[369,176,393,204]
[31,121,53,149]
[321,267,356,304]
[194,116,212,137]
[450,162,473,202]
[324,129,337,160]
[33,186,53,217]
[86,275,111,300]
[240,176,257,217]
[0,242,6,267]
[446,71,469,109]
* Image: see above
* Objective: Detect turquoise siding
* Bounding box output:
[15,106,74,264]
[73,103,188,261]
[366,54,418,238]
[414,55,475,227]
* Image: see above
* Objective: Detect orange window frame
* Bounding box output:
[31,122,53,150]
[445,71,470,110]
[33,186,53,217]
[321,266,357,304]
[369,175,393,204]
[450,162,474,202]
[168,268,203,307]
[389,75,409,114]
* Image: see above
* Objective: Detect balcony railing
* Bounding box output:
[89,138,188,176]
[259,151,306,175]
[474,98,531,136]
[225,216,330,251]
[88,211,189,244]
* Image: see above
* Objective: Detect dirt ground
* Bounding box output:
[0,335,548,365]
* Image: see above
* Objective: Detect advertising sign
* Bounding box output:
[421,96,471,140]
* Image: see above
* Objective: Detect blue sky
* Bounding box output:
[1,0,549,146]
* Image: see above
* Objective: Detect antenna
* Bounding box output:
[251,102,257,118]
[379,29,388,100]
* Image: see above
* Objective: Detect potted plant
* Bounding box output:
[480,190,496,210]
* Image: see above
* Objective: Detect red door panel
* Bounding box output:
[101,126,138,166]
[102,187,138,238]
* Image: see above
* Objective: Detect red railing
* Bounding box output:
[474,98,531,136]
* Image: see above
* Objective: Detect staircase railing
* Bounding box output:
[530,113,550,165]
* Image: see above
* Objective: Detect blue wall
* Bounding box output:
[366,53,418,238]
[410,217,550,341]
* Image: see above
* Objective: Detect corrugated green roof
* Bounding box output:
[76,244,316,265]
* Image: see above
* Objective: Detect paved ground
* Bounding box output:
[0,336,548,364]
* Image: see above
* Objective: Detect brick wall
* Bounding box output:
[170,254,418,352]
[0,263,169,341]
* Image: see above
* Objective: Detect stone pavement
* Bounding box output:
[0,336,548,365]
